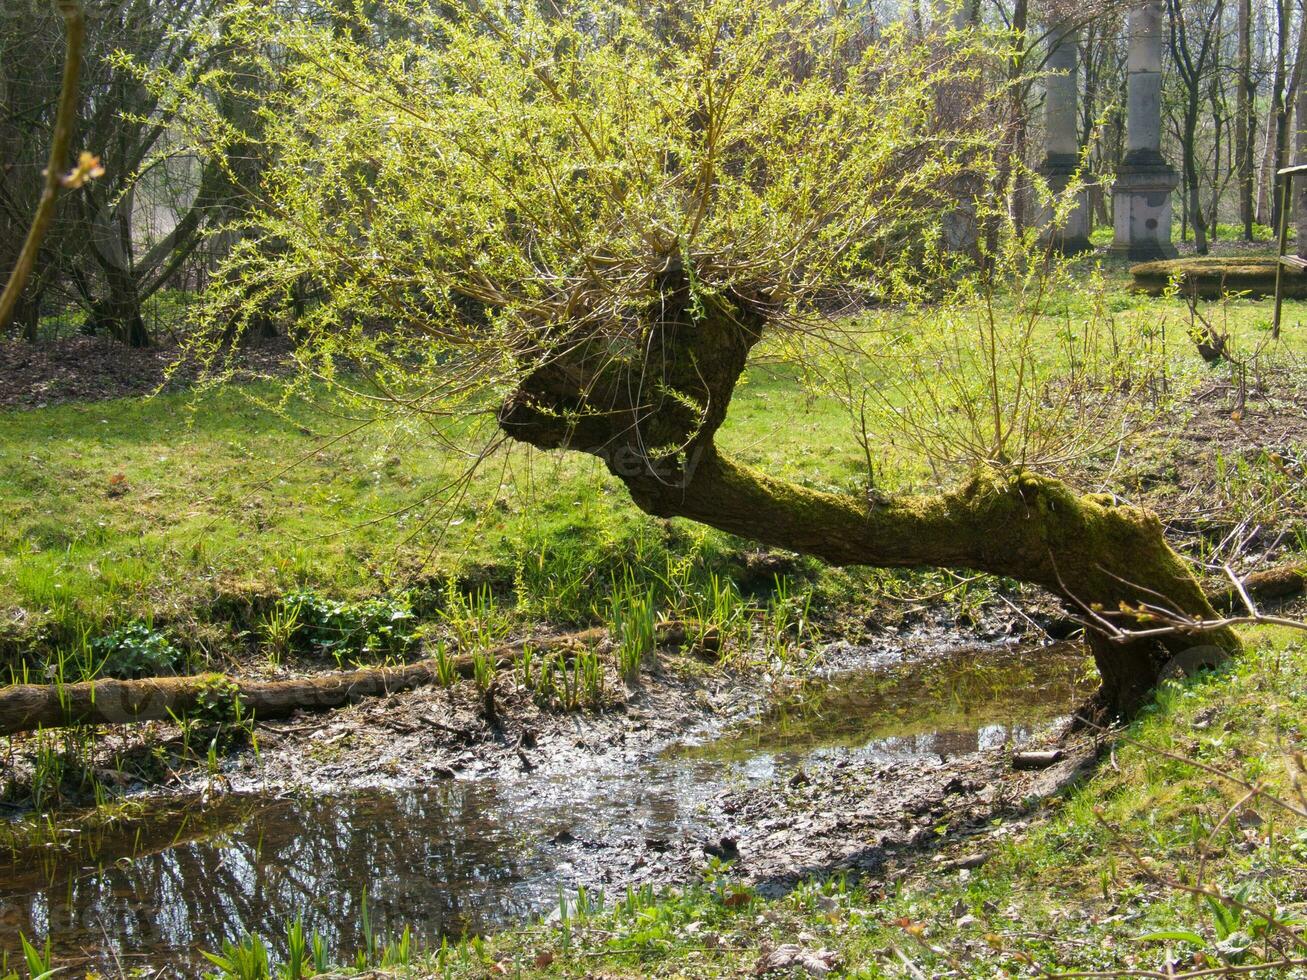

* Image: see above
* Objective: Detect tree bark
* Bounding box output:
[14,287,41,342]
[1185,110,1207,253]
[1297,9,1307,256]
[1269,0,1292,230]
[1166,0,1225,256]
[90,258,151,348]
[498,287,1241,714]
[1286,0,1307,249]
[1236,0,1254,239]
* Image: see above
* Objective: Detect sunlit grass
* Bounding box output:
[1,270,1303,658]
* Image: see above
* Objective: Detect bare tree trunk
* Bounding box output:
[1009,0,1030,234]
[1290,0,1307,255]
[1187,95,1208,252]
[91,260,151,348]
[1166,0,1226,256]
[1082,24,1100,234]
[1298,32,1307,256]
[1237,0,1255,238]
[1269,0,1291,229]
[983,0,1030,259]
[1209,76,1225,241]
[15,287,42,342]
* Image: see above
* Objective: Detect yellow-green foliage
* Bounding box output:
[148,0,1005,417]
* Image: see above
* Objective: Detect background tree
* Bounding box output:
[1236,0,1256,238]
[1166,0,1225,254]
[0,0,235,347]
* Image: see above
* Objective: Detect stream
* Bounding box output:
[0,640,1093,974]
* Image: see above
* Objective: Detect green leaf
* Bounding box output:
[1134,929,1206,946]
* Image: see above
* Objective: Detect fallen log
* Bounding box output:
[0,629,606,737]
[0,621,714,737]
[1210,564,1306,613]
[1012,749,1064,771]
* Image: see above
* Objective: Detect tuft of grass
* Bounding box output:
[690,571,749,660]
[609,579,656,682]
[439,580,511,655]
[432,639,458,687]
[471,649,496,693]
[201,933,271,980]
[257,600,302,666]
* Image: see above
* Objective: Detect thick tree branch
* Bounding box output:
[0,0,84,333]
[499,298,1240,712]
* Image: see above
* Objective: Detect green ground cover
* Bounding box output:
[0,265,1300,668]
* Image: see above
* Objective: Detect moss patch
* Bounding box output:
[1131,255,1307,298]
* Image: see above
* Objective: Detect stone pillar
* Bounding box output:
[1111,1,1178,260]
[1039,24,1092,254]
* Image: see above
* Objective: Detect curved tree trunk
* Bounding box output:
[498,282,1240,713]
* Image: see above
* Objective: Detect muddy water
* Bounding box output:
[0,642,1092,974]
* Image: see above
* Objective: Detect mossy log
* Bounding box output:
[1130,256,1307,299]
[0,629,620,736]
[499,278,1241,713]
[1211,564,1307,612]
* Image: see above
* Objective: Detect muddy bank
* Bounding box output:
[0,637,1095,974]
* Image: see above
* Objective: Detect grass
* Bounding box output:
[190,627,1304,979]
[0,371,827,663]
[1,262,1304,672]
[1088,222,1279,247]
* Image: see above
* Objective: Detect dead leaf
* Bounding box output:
[755,943,840,977]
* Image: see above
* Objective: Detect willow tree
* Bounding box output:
[167,0,1238,712]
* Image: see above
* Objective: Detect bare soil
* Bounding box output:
[0,335,292,410]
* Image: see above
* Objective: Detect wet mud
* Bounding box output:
[0,637,1097,973]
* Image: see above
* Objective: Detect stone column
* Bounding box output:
[1111,1,1178,260]
[1039,24,1092,254]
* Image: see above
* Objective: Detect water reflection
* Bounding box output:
[0,642,1093,973]
[1,785,579,973]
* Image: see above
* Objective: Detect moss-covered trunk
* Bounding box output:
[628,451,1235,711]
[498,281,1239,713]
